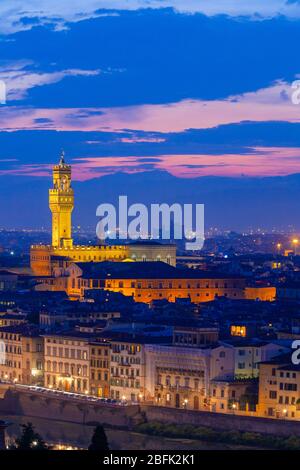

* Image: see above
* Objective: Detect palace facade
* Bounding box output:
[36,261,246,303]
[30,154,176,276]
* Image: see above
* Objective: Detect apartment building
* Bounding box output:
[210,378,254,413]
[43,330,91,393]
[89,340,110,398]
[258,354,300,420]
[110,337,146,402]
[0,324,43,385]
[224,339,290,378]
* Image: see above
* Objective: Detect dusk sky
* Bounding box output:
[1,1,300,230]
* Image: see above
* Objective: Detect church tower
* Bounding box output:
[49,152,74,248]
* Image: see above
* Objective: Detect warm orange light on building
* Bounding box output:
[30,157,176,275]
[231,325,246,337]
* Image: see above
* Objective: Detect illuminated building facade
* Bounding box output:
[258,356,300,420]
[36,261,246,303]
[0,313,26,327]
[30,155,176,276]
[110,339,145,402]
[145,342,235,410]
[89,341,110,398]
[229,341,289,379]
[231,325,247,338]
[209,379,252,413]
[244,286,276,301]
[0,325,44,385]
[145,326,236,410]
[44,331,90,393]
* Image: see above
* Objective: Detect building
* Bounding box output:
[224,339,290,379]
[43,330,91,393]
[39,307,120,330]
[30,154,176,276]
[277,282,300,302]
[0,271,18,291]
[210,378,255,413]
[0,313,27,327]
[145,326,236,410]
[0,324,43,385]
[257,354,300,420]
[110,337,146,402]
[244,286,276,301]
[89,340,110,398]
[36,260,246,304]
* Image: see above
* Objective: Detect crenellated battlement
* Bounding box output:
[30,154,176,275]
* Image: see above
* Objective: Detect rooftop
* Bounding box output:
[0,324,41,337]
[75,261,244,280]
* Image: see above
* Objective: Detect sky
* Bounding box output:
[1,1,300,230]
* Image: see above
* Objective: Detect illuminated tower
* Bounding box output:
[49,152,74,248]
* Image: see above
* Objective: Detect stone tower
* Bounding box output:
[49,152,74,248]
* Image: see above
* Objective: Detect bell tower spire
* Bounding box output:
[59,149,65,166]
[49,152,74,248]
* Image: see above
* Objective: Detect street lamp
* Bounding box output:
[183,398,188,409]
[277,243,282,254]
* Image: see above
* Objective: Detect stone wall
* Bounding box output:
[1,385,300,438]
[0,386,143,429]
[142,405,300,437]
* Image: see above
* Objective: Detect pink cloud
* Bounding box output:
[0,81,298,133]
[1,146,300,180]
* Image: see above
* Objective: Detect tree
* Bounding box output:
[88,425,109,451]
[12,422,48,450]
